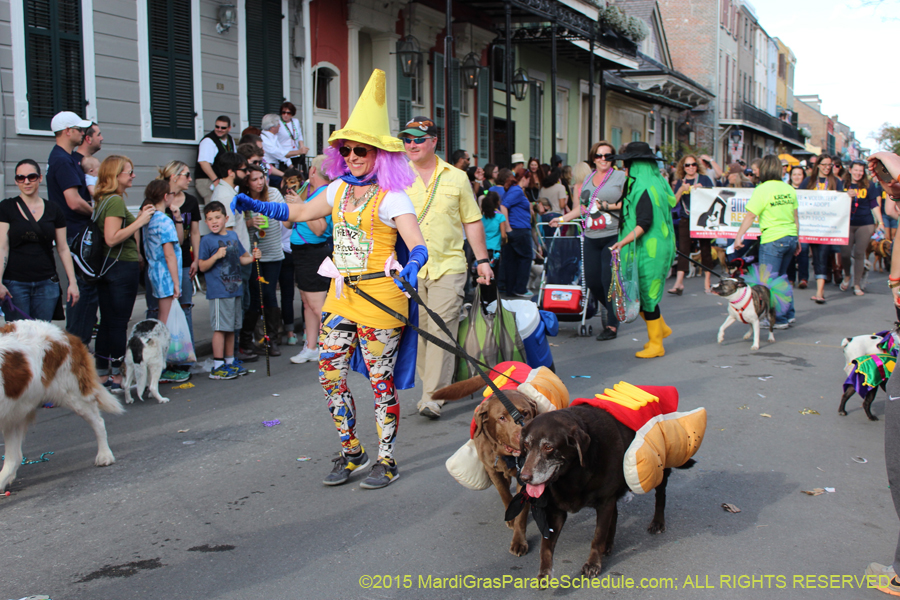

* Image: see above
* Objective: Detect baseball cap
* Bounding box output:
[51,111,92,133]
[399,116,438,138]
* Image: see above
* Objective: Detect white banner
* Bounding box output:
[688,187,850,245]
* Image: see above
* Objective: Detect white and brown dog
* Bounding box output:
[0,320,124,492]
[711,277,776,351]
[121,319,170,404]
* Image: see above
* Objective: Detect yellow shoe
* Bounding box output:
[636,318,665,358]
[660,316,672,339]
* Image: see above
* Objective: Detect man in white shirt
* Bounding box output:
[261,113,302,179]
[196,115,236,204]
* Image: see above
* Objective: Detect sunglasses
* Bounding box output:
[15,173,39,183]
[402,136,433,145]
[214,125,229,130]
[595,153,615,161]
[339,146,371,158]
[684,162,698,167]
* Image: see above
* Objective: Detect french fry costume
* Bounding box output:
[571,382,706,494]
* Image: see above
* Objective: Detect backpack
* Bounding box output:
[69,196,122,283]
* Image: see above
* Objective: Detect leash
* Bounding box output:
[675,250,724,280]
[347,275,526,426]
[252,241,271,377]
[1,297,34,321]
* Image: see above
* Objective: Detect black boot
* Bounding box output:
[240,310,261,355]
[264,307,283,357]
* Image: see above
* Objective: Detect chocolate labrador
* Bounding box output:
[473,391,538,556]
[519,405,692,580]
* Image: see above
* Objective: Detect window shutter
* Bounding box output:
[397,55,412,129]
[433,52,445,157]
[246,0,284,127]
[477,68,490,161]
[529,83,541,160]
[148,0,195,139]
[450,57,460,155]
[611,127,622,151]
[24,0,85,131]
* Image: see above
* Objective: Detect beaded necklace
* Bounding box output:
[282,118,300,145]
[416,157,442,224]
[585,168,615,214]
[337,182,380,271]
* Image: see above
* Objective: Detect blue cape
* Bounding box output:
[347,237,419,389]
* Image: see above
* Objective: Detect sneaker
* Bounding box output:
[788,317,796,325]
[236,347,259,362]
[773,322,790,330]
[286,333,299,346]
[226,363,247,377]
[418,400,442,419]
[102,378,123,392]
[865,563,900,596]
[513,291,533,299]
[290,345,319,364]
[232,359,250,376]
[323,449,370,486]
[359,458,400,489]
[209,365,238,380]
[159,369,191,384]
[798,279,808,289]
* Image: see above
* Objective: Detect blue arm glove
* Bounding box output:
[395,244,428,293]
[231,193,290,221]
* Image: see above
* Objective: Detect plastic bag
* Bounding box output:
[609,249,641,324]
[455,285,526,381]
[166,302,197,363]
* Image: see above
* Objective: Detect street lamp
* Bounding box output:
[396,36,421,78]
[512,68,529,102]
[460,52,484,90]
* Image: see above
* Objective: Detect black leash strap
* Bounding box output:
[675,250,724,279]
[348,278,526,426]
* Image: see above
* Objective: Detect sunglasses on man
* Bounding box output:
[402,136,434,146]
[339,146,372,158]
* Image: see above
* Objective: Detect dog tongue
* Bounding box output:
[526,483,545,498]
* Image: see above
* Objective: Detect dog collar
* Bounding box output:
[730,287,753,325]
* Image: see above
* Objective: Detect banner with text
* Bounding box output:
[689,188,850,244]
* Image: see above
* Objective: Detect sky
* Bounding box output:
[748,0,897,152]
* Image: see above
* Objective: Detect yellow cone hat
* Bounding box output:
[328,69,404,153]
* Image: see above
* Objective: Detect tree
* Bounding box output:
[874,123,900,155]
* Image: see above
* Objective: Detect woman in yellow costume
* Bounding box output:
[234,70,427,490]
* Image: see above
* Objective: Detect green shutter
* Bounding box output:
[477,68,490,160]
[246,0,284,126]
[24,0,85,131]
[529,83,541,160]
[148,0,195,139]
[450,57,460,156]
[611,127,622,151]
[397,55,412,130]
[433,52,445,158]
[632,130,641,142]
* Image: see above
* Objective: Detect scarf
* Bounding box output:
[339,173,377,186]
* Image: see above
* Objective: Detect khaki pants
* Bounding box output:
[195,180,214,204]
[416,272,466,409]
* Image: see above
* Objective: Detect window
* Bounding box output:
[245,0,284,126]
[315,68,336,111]
[556,87,568,153]
[21,0,87,131]
[492,46,505,87]
[611,127,622,152]
[411,58,424,106]
[477,69,490,161]
[632,130,641,142]
[146,0,195,140]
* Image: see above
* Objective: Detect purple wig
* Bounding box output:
[322,141,415,192]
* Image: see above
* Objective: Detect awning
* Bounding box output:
[779,153,800,166]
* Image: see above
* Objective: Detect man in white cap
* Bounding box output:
[46,110,97,345]
[400,116,493,419]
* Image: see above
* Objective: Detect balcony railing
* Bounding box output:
[721,100,804,143]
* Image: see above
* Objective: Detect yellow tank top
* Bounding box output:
[322,181,407,329]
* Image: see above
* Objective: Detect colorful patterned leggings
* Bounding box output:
[318,312,403,461]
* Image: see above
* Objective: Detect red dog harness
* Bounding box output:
[730,287,753,324]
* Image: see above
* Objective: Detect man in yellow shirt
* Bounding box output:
[401,117,494,419]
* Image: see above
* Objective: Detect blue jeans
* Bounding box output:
[95,261,140,376]
[759,235,797,325]
[786,242,810,283]
[2,278,60,322]
[145,267,195,344]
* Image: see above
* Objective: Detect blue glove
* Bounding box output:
[231,194,290,221]
[395,244,428,293]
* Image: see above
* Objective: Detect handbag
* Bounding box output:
[16,198,65,320]
[69,195,122,283]
[608,248,641,324]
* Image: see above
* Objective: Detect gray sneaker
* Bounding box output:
[864,562,900,596]
[359,458,400,489]
[418,400,442,419]
[322,450,370,486]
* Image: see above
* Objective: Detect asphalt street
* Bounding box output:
[2,272,899,600]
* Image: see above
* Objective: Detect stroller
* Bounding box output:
[535,222,598,337]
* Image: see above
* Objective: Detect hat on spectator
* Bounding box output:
[510,153,525,164]
[400,116,439,138]
[327,69,403,152]
[51,111,92,133]
[727,162,743,175]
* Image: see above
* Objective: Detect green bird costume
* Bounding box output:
[618,160,677,313]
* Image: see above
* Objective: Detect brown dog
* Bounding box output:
[866,238,892,273]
